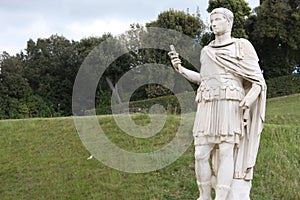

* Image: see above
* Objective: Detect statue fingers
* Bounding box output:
[239,99,244,107]
[168,51,179,58]
[239,99,249,110]
[171,58,182,67]
[172,58,181,63]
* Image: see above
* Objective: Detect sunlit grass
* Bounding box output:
[0,95,299,199]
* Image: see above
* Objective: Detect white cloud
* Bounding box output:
[65,19,135,40]
[25,18,53,39]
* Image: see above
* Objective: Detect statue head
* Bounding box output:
[210,7,234,35]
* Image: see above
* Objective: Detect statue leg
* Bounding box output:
[215,142,235,200]
[195,145,213,200]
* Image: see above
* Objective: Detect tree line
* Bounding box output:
[1,0,299,119]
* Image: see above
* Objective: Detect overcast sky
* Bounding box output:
[1,0,259,55]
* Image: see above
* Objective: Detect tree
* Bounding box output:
[72,33,133,116]
[141,9,206,97]
[99,34,132,104]
[246,0,300,78]
[24,35,80,116]
[0,52,32,118]
[146,9,206,39]
[119,24,146,68]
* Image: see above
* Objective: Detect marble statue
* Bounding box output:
[168,7,267,200]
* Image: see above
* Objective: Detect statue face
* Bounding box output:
[210,13,230,36]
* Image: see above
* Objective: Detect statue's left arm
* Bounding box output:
[239,83,261,109]
[235,38,267,110]
[237,39,267,176]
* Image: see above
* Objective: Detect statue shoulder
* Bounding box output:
[201,45,210,54]
[236,38,254,48]
[207,40,216,46]
[235,38,259,61]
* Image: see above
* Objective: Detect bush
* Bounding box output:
[89,92,197,115]
[90,74,300,116]
[266,74,300,98]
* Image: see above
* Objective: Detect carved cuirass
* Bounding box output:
[196,73,245,103]
[196,44,245,103]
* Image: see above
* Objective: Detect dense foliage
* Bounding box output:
[1,0,300,119]
[266,74,300,98]
[246,0,300,79]
[1,35,105,118]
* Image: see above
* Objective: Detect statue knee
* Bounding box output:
[195,146,211,161]
[218,143,234,159]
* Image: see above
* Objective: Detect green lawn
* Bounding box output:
[0,95,299,199]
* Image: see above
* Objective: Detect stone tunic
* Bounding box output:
[193,42,245,146]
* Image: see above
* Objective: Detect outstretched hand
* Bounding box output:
[168,51,182,71]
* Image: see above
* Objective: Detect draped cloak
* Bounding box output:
[194,38,267,180]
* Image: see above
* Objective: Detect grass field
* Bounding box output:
[0,95,299,199]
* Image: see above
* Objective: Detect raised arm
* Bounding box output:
[168,47,201,84]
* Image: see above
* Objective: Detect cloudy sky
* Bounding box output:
[1,0,259,55]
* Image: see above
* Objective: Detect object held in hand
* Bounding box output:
[169,45,176,53]
[168,45,181,71]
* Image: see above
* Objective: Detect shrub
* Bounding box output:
[89,92,196,115]
[266,74,300,98]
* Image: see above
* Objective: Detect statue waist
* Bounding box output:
[200,73,242,84]
[196,75,245,102]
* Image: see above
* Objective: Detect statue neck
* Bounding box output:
[213,32,233,46]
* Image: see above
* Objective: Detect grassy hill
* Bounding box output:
[1,95,299,199]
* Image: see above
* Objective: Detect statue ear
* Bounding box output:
[210,25,212,31]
